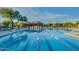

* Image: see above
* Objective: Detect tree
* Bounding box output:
[16,20,23,28]
[0,8,23,29]
[19,16,27,22]
[12,11,21,20]
[54,23,63,27]
[46,23,54,28]
[0,8,15,29]
[2,19,11,28]
[63,22,74,28]
[75,21,79,28]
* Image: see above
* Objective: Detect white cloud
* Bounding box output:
[12,8,79,23]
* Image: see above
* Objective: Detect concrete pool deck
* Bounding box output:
[64,28,79,39]
[0,29,25,37]
[65,33,79,39]
[0,30,15,37]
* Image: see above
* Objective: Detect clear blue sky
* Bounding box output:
[13,7,79,15]
[38,7,79,15]
[0,7,79,23]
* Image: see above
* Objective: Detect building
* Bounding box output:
[23,21,44,28]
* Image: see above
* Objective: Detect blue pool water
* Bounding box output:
[0,29,79,51]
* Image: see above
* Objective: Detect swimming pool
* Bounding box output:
[0,29,79,51]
